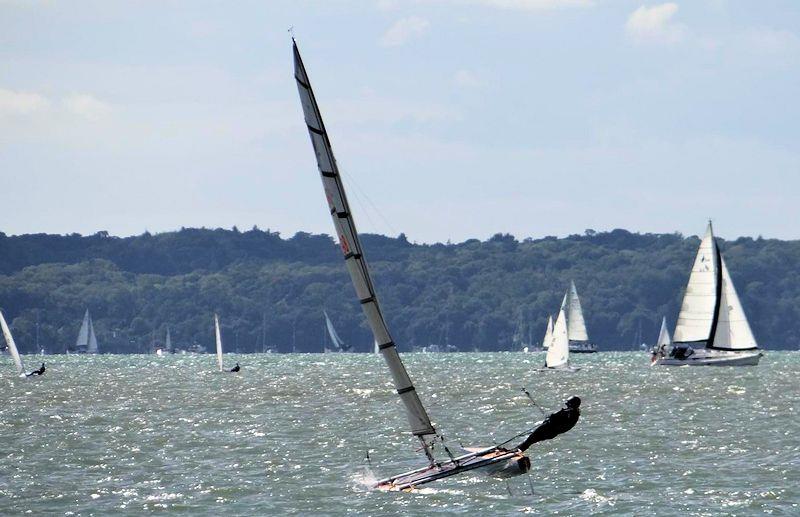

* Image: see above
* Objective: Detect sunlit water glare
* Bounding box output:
[1,352,797,515]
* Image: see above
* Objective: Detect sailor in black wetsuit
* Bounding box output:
[26,363,46,377]
[229,362,240,373]
[517,396,581,452]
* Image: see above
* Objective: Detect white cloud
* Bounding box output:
[431,0,593,10]
[380,16,430,47]
[0,88,50,116]
[63,94,112,121]
[626,3,687,45]
[453,69,483,88]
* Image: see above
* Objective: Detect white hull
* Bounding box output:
[540,364,581,372]
[654,348,762,366]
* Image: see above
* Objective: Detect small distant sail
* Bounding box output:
[545,308,570,368]
[324,310,346,352]
[214,314,223,371]
[561,281,589,342]
[165,327,173,354]
[74,309,99,354]
[656,317,672,348]
[541,315,553,350]
[0,310,25,376]
[374,339,379,354]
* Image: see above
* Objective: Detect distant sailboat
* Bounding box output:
[561,281,597,353]
[294,38,532,490]
[71,309,98,354]
[650,317,672,364]
[1,310,26,377]
[214,314,224,371]
[323,310,352,353]
[654,222,762,366]
[543,308,579,371]
[541,315,554,350]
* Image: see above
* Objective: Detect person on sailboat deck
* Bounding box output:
[229,362,240,373]
[26,363,46,377]
[516,396,581,452]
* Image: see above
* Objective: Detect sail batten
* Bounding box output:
[293,40,436,437]
[1,310,25,376]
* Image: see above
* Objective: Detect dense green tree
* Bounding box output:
[0,227,797,353]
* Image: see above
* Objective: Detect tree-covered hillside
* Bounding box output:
[0,227,798,353]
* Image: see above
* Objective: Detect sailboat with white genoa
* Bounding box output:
[561,281,597,353]
[542,308,580,371]
[70,309,98,354]
[293,38,536,490]
[654,222,762,366]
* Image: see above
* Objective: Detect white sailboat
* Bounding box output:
[654,222,762,366]
[294,38,532,490]
[649,317,672,364]
[1,310,27,377]
[542,308,580,371]
[71,309,98,354]
[541,315,554,350]
[323,310,352,353]
[214,314,224,371]
[561,281,597,353]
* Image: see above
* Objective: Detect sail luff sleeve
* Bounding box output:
[293,41,436,437]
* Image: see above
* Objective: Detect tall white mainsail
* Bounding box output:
[323,310,346,351]
[214,314,223,372]
[561,281,589,342]
[656,316,672,348]
[541,315,553,350]
[711,256,758,350]
[673,223,718,343]
[545,308,569,368]
[294,39,436,441]
[0,310,25,376]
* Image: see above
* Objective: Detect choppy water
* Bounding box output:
[1,352,797,515]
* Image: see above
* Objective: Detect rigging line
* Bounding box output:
[337,168,381,238]
[339,167,399,237]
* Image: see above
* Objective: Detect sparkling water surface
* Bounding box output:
[1,352,797,515]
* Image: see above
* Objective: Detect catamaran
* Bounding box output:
[542,308,580,371]
[561,281,597,353]
[653,222,762,366]
[294,38,535,490]
[323,310,352,353]
[70,309,98,354]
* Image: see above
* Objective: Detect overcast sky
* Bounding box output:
[1,1,798,242]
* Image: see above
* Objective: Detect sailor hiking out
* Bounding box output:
[26,363,46,377]
[229,362,240,373]
[517,396,581,452]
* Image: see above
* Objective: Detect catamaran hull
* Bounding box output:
[654,350,762,366]
[375,449,530,491]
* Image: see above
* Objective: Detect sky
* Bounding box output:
[1,0,798,243]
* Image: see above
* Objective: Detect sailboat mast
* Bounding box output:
[293,39,437,448]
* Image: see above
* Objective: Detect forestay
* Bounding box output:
[214,314,224,371]
[0,310,25,376]
[673,223,718,343]
[561,281,589,341]
[293,40,436,438]
[545,308,569,368]
[710,257,758,350]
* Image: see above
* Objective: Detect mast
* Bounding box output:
[0,310,25,376]
[293,39,437,445]
[214,314,223,371]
